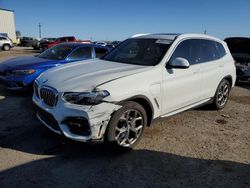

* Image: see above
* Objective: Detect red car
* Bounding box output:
[46,36,91,49]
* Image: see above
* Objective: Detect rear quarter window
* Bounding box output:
[215,42,226,58]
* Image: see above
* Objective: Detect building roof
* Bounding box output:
[0,8,14,12]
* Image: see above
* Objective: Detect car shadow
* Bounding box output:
[0,147,249,187]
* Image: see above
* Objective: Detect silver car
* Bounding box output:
[0,35,14,51]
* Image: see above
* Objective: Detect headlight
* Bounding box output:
[11,69,36,75]
[63,90,110,105]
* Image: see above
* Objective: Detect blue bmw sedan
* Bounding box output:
[0,43,111,90]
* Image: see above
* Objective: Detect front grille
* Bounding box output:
[40,86,58,107]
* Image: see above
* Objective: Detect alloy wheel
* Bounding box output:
[217,83,229,107]
[115,109,144,147]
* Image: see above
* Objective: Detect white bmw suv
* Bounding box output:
[33,33,236,148]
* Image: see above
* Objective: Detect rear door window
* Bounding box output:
[199,40,220,62]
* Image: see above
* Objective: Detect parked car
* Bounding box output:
[32,38,57,50]
[94,41,107,46]
[111,41,121,47]
[0,35,14,51]
[0,43,111,90]
[105,44,115,48]
[20,37,38,47]
[33,33,236,149]
[47,36,91,49]
[224,37,250,82]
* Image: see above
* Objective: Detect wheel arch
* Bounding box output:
[223,75,233,88]
[2,43,11,50]
[118,95,154,127]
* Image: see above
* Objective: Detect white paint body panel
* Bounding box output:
[33,33,236,141]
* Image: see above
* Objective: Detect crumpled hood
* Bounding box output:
[37,59,151,92]
[0,56,61,69]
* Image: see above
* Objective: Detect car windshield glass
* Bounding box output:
[101,38,171,66]
[38,44,74,60]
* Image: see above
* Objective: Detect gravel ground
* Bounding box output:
[0,48,249,188]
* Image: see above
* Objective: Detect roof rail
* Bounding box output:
[131,33,151,38]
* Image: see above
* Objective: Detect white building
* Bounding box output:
[0,8,17,43]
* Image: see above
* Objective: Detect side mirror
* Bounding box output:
[168,57,190,69]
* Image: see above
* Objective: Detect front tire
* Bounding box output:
[212,79,230,110]
[106,101,147,149]
[3,44,10,51]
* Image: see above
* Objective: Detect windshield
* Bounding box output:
[38,44,75,60]
[101,38,171,66]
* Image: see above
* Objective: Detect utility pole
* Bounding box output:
[204,29,207,34]
[38,23,42,39]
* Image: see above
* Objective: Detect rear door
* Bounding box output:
[161,39,203,114]
[198,40,227,99]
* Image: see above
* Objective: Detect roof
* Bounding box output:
[0,8,14,12]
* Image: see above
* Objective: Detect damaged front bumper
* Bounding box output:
[33,94,122,142]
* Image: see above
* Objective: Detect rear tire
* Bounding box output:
[3,44,10,51]
[106,101,147,149]
[212,79,230,110]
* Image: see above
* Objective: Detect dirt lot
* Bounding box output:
[0,48,249,188]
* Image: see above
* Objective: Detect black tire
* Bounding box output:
[106,101,147,149]
[3,44,10,51]
[212,79,230,110]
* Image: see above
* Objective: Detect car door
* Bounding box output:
[198,40,226,99]
[161,39,203,115]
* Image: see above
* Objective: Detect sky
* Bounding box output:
[0,0,250,41]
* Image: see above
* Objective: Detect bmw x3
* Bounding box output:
[33,33,236,149]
